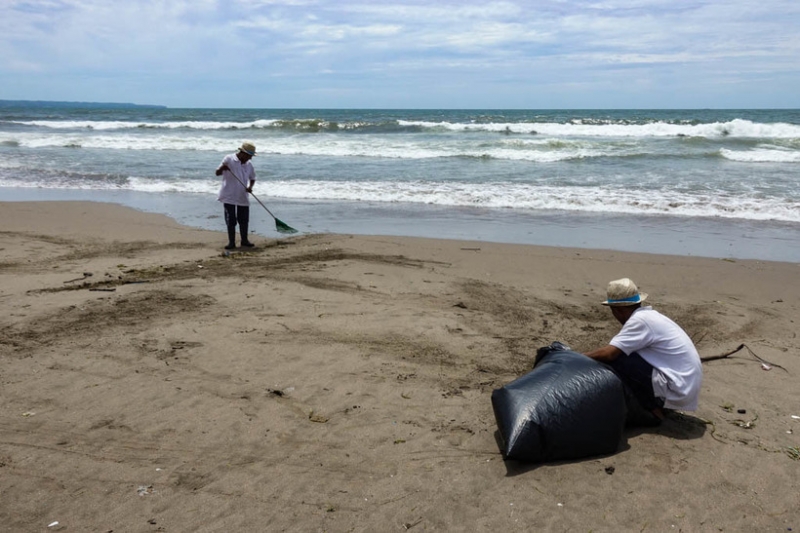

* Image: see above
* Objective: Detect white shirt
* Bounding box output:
[610,306,703,410]
[217,153,256,206]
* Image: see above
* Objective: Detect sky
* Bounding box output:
[1,0,799,109]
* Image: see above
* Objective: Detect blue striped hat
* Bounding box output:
[601,278,648,306]
[238,142,257,156]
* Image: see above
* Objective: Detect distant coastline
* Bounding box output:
[0,99,166,109]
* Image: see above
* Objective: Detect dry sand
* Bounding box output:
[1,201,798,532]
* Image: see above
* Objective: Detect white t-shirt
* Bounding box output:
[217,153,256,206]
[610,306,703,410]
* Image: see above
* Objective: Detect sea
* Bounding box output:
[1,106,799,262]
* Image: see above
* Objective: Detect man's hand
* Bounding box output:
[215,164,229,176]
[584,345,623,362]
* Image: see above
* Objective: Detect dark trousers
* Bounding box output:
[224,203,250,244]
[607,352,665,412]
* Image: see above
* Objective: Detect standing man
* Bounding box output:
[216,142,257,250]
[583,278,703,421]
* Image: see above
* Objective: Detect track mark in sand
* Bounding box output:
[3,291,216,355]
[88,419,134,432]
[285,276,365,293]
[170,340,203,350]
[170,469,214,492]
[256,249,443,272]
[431,418,478,447]
[266,388,333,424]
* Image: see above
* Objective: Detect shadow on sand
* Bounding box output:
[497,411,707,477]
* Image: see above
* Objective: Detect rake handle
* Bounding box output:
[225,167,278,221]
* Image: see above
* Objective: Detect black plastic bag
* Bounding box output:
[491,343,627,463]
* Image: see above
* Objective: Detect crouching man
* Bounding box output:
[584,278,703,421]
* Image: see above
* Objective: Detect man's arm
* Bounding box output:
[216,155,232,176]
[584,345,624,362]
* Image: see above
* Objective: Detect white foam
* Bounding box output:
[399,118,800,139]
[7,176,797,222]
[11,117,800,139]
[0,132,653,162]
[720,147,800,163]
[126,177,218,194]
[273,181,800,222]
[0,132,238,152]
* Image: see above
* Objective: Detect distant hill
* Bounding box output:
[0,99,166,109]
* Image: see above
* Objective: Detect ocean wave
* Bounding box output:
[0,132,698,162]
[399,118,800,139]
[719,147,800,163]
[5,176,798,223]
[11,119,279,130]
[264,181,800,222]
[0,132,235,152]
[9,117,800,140]
[8,118,406,133]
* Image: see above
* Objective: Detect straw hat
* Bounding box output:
[601,278,648,306]
[238,142,257,156]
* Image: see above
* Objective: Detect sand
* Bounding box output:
[1,201,798,532]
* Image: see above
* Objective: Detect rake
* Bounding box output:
[228,171,298,234]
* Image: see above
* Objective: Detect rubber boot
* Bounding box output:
[240,221,254,247]
[225,226,237,250]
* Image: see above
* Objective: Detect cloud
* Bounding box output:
[0,0,798,107]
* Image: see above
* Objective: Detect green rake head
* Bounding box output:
[274,217,298,234]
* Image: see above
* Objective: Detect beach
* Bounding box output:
[3,107,800,264]
[1,200,798,532]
